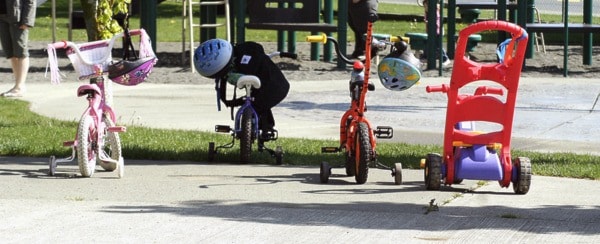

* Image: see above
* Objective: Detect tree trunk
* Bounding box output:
[80,0,99,41]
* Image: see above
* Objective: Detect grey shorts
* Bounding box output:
[0,20,29,58]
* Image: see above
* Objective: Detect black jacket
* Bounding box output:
[219,42,290,112]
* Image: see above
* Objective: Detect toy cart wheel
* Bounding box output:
[451,146,463,184]
[275,146,283,165]
[49,156,56,176]
[424,153,442,190]
[393,163,403,185]
[512,157,532,194]
[320,161,331,183]
[208,142,216,162]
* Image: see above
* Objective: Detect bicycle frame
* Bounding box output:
[234,99,259,140]
[313,18,399,184]
[50,74,124,178]
[209,74,284,164]
[46,29,152,178]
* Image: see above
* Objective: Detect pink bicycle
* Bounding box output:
[46,29,156,178]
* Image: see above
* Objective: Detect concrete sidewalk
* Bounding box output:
[1,156,599,243]
[2,70,600,242]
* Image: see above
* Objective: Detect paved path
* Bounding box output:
[1,156,599,242]
[1,49,600,242]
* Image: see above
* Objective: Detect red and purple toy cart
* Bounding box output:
[422,20,532,194]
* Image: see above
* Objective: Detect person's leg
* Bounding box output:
[10,57,29,93]
[349,0,377,58]
[0,21,14,95]
[348,3,364,58]
[2,23,29,96]
[258,110,275,132]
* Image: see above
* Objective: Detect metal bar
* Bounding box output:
[583,0,592,65]
[563,0,569,77]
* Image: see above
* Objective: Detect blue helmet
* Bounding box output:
[193,39,233,78]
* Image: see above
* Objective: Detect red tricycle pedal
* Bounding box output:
[373,126,393,139]
[321,147,341,153]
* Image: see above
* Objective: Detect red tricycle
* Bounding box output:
[423,20,532,194]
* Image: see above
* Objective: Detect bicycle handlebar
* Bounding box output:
[306,34,354,65]
[267,51,298,60]
[305,33,404,65]
[279,52,298,59]
[47,29,145,66]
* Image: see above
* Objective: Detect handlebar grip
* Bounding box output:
[49,40,69,49]
[475,86,504,96]
[128,29,142,36]
[392,36,410,43]
[279,52,298,59]
[485,87,504,95]
[426,84,449,93]
[306,33,327,44]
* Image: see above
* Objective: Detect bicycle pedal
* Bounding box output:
[374,126,393,139]
[108,126,126,133]
[63,141,75,147]
[321,147,340,153]
[215,125,232,133]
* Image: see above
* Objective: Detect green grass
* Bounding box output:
[1,98,599,180]
[33,0,600,44]
[32,0,423,43]
[12,0,600,180]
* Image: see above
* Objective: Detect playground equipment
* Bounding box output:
[422,20,532,194]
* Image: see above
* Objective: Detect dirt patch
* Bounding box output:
[5,41,599,87]
[149,41,600,83]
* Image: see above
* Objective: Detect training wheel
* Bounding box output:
[208,142,216,162]
[320,161,331,183]
[117,156,125,179]
[275,146,283,165]
[393,163,403,185]
[49,156,56,176]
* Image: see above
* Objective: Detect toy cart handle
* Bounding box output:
[426,84,450,93]
[454,20,526,61]
[474,86,504,96]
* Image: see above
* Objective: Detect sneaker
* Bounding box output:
[260,129,278,141]
[442,59,452,67]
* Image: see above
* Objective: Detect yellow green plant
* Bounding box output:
[96,0,131,39]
